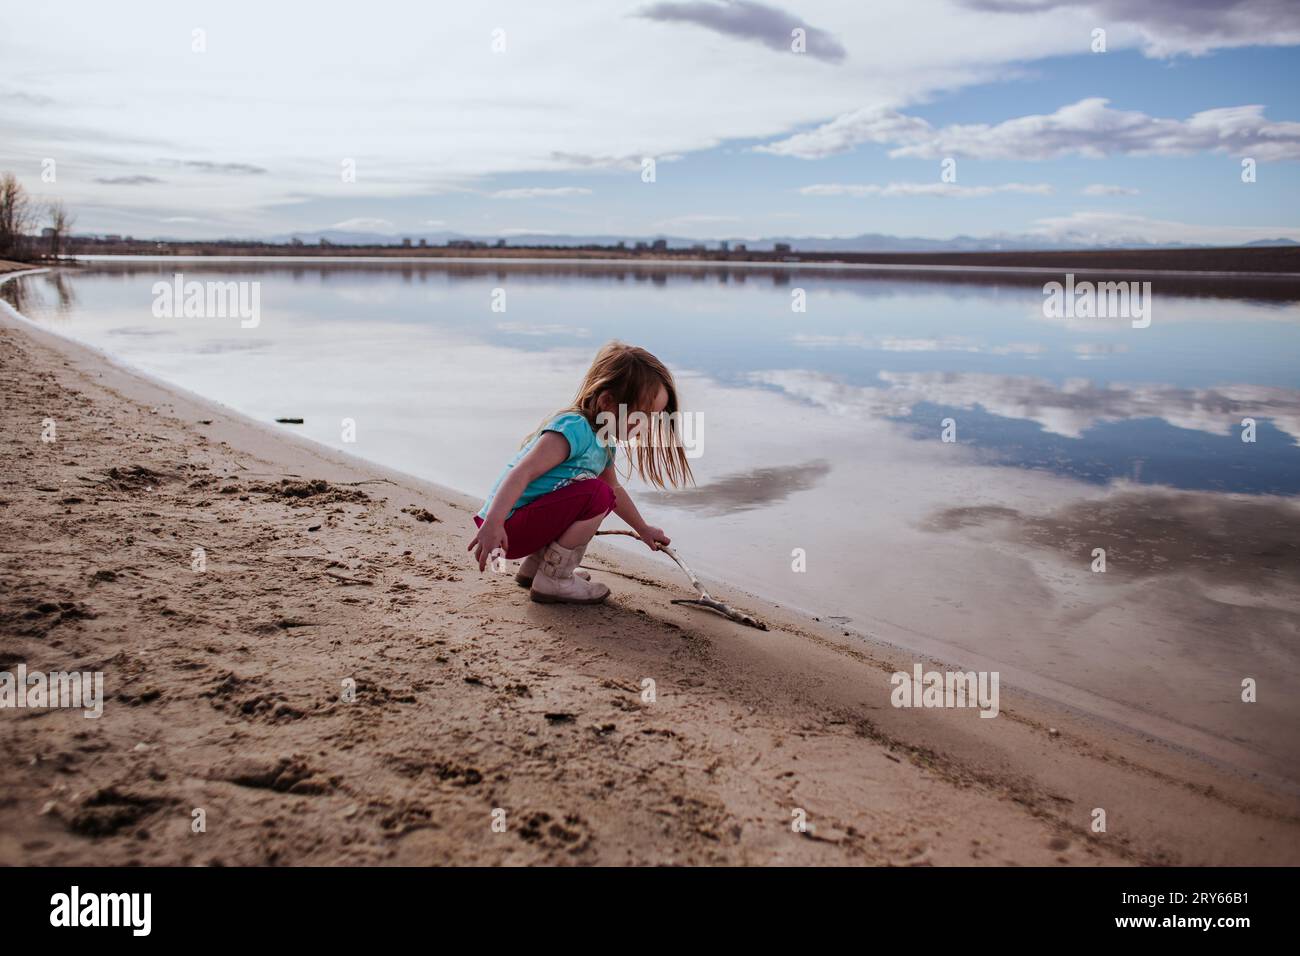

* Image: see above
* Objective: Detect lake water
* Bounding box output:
[6,257,1299,784]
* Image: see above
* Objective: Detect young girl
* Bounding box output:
[468,341,693,604]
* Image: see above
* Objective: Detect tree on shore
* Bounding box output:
[0,172,35,260]
[47,200,75,258]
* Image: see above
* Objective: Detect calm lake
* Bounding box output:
[7,257,1300,784]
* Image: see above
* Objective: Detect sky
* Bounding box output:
[2,0,1299,244]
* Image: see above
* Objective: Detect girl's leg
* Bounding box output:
[557,510,607,548]
[496,479,616,604]
[496,478,616,558]
[514,505,606,588]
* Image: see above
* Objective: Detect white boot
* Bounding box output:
[516,548,589,588]
[529,542,610,605]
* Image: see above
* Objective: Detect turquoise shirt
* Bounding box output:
[478,412,614,520]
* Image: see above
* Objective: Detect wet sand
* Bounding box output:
[1,264,1298,865]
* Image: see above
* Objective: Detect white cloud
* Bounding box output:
[758,110,933,161]
[653,214,743,230]
[328,217,395,232]
[956,0,1300,58]
[496,321,590,337]
[489,187,594,199]
[760,98,1300,161]
[1072,343,1129,359]
[1082,184,1139,196]
[800,181,1052,197]
[793,333,1046,354]
[752,368,1300,443]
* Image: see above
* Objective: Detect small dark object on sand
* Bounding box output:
[275,417,304,424]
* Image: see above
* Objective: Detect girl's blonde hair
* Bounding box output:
[527,340,694,489]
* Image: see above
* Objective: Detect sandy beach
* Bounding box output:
[2,263,1298,866]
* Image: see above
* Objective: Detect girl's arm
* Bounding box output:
[600,463,670,551]
[468,432,569,571]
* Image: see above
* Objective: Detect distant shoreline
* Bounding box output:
[59,251,1300,302]
[61,242,1300,276]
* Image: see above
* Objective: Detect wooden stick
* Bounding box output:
[594,530,768,630]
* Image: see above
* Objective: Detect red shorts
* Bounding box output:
[474,478,616,559]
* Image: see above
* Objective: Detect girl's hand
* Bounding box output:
[468,521,509,572]
[638,525,670,551]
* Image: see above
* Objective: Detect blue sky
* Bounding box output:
[2,0,1298,244]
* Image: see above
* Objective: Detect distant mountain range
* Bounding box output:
[264,229,1300,252]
